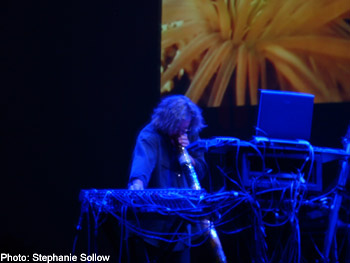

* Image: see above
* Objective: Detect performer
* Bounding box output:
[127,95,207,263]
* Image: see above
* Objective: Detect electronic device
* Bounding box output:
[256,90,314,141]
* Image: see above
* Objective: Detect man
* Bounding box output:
[127,95,207,263]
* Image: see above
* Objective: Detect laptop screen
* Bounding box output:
[256,90,314,141]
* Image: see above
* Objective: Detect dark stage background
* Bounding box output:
[2,0,350,260]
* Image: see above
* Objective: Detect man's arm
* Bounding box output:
[128,131,158,190]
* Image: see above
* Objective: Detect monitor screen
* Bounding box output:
[256,90,314,140]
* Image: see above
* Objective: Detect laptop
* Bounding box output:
[255,90,314,142]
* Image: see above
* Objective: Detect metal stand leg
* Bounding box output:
[323,132,350,261]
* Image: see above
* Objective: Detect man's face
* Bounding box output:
[170,119,191,137]
[178,119,191,136]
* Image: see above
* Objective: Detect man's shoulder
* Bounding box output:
[139,123,157,135]
[138,124,161,141]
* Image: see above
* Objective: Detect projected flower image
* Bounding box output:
[161,0,350,106]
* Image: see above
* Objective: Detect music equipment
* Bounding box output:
[189,137,350,192]
[80,188,206,213]
[189,137,350,160]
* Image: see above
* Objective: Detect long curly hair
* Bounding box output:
[151,95,206,136]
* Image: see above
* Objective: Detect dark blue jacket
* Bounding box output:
[129,123,207,188]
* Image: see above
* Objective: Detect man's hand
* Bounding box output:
[128,179,144,190]
[178,134,196,166]
[178,134,190,147]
